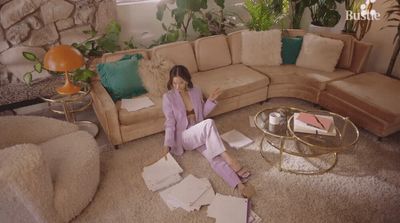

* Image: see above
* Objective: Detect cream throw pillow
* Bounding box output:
[138,56,175,97]
[296,33,344,72]
[241,29,282,66]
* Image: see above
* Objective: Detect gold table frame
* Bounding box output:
[255,107,359,175]
[39,81,99,137]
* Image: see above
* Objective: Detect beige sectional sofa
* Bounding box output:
[90,29,378,146]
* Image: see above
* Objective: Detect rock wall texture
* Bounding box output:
[0,0,116,106]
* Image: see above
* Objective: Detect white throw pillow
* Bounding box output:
[241,29,282,66]
[138,56,175,97]
[296,33,344,72]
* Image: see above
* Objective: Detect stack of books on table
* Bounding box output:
[159,174,215,212]
[142,153,183,192]
[294,112,336,136]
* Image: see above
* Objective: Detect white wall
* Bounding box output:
[117,0,399,77]
[116,0,247,48]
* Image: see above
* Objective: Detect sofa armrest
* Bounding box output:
[0,116,78,150]
[350,40,373,73]
[90,79,123,145]
[0,144,61,223]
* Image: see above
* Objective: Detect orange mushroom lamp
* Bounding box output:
[44,45,85,95]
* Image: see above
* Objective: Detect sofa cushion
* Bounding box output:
[282,36,303,64]
[251,65,354,90]
[296,33,344,72]
[97,54,147,101]
[194,35,232,71]
[227,30,244,64]
[116,94,164,125]
[324,72,400,123]
[151,41,198,73]
[102,49,149,63]
[241,29,282,66]
[318,32,354,69]
[138,56,175,97]
[192,64,269,99]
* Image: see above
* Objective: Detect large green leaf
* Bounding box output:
[157,2,167,21]
[34,63,42,73]
[22,52,37,62]
[214,0,224,9]
[23,72,32,86]
[73,69,96,83]
[323,10,340,27]
[173,8,186,28]
[192,17,210,36]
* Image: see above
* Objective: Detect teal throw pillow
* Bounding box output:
[282,37,303,64]
[97,54,147,101]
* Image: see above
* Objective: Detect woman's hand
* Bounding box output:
[208,88,223,102]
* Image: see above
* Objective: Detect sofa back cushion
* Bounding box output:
[97,54,147,101]
[241,29,282,66]
[296,33,344,72]
[102,49,149,63]
[194,35,232,71]
[227,30,245,64]
[318,32,354,69]
[151,41,198,73]
[282,36,303,64]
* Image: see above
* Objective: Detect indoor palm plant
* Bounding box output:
[382,0,400,76]
[243,0,288,31]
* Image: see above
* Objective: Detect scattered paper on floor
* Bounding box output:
[207,193,248,223]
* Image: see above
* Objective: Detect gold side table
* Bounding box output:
[255,106,359,175]
[39,79,99,137]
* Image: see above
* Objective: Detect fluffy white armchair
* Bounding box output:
[0,116,100,223]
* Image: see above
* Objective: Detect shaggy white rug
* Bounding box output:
[72,98,400,223]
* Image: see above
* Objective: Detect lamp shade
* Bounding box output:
[43,45,84,72]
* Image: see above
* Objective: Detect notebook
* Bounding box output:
[296,112,333,131]
[221,129,254,149]
[121,96,154,112]
[294,113,336,136]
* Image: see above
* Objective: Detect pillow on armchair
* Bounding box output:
[97,54,147,101]
[296,33,344,72]
[138,56,175,97]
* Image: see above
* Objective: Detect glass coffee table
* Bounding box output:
[255,106,359,175]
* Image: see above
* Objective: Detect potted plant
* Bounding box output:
[342,0,375,40]
[306,0,344,32]
[382,0,400,77]
[243,0,288,31]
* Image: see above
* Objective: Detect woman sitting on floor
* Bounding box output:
[161,65,255,198]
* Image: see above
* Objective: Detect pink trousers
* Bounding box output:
[182,119,241,188]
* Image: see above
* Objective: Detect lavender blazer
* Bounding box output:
[162,86,217,156]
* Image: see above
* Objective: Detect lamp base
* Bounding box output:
[56,81,81,95]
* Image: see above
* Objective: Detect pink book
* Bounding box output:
[296,112,333,131]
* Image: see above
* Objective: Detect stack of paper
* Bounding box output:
[207,193,248,223]
[221,129,254,149]
[248,210,262,223]
[142,153,183,191]
[293,112,337,136]
[121,96,154,112]
[159,174,215,212]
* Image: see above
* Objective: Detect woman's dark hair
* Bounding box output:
[167,65,194,90]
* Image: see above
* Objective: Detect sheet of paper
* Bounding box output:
[248,210,262,223]
[142,153,183,191]
[249,115,255,128]
[121,96,154,112]
[221,129,254,149]
[167,174,210,207]
[147,173,182,192]
[207,193,248,223]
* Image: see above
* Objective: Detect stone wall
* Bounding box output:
[0,0,116,107]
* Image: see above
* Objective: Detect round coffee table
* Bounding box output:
[255,106,359,175]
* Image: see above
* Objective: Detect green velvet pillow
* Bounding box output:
[97,54,147,101]
[282,37,303,64]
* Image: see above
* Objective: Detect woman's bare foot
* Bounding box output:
[220,152,251,179]
[237,183,255,198]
